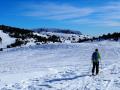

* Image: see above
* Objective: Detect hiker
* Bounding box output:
[91,49,101,75]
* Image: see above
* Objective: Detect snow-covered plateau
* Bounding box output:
[0,41,120,90]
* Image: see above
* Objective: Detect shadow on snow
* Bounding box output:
[45,74,91,83]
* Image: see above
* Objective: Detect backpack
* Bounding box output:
[92,52,99,62]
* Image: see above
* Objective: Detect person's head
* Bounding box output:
[95,49,98,52]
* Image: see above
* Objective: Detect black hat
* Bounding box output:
[95,49,98,51]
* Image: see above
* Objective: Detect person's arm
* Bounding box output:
[98,52,102,68]
[98,52,101,60]
[91,53,94,63]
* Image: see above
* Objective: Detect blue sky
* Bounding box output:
[0,0,120,35]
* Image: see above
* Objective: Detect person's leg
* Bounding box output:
[96,62,99,75]
[92,62,95,75]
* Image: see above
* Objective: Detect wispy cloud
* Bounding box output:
[22,3,94,20]
[69,2,120,27]
[20,1,120,27]
[70,18,120,27]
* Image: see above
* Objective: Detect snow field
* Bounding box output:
[0,41,120,89]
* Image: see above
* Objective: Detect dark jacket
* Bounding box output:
[92,51,101,62]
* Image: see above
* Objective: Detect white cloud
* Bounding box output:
[103,21,120,27]
[21,1,120,27]
[22,3,94,20]
[69,2,120,27]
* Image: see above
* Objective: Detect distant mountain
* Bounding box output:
[32,28,92,43]
[33,28,82,35]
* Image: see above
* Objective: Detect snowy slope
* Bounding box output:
[0,28,91,48]
[33,28,88,43]
[0,30,15,48]
[0,41,120,89]
[39,31,91,43]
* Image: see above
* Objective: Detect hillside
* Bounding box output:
[0,25,119,50]
[0,30,15,48]
[0,25,120,89]
[0,25,91,49]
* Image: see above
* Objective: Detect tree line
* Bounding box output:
[78,32,120,43]
[0,25,61,48]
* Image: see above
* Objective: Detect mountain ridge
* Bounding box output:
[33,28,82,35]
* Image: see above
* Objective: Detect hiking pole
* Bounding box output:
[89,60,93,75]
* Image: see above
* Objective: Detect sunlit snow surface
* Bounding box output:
[0,30,15,48]
[0,41,120,90]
